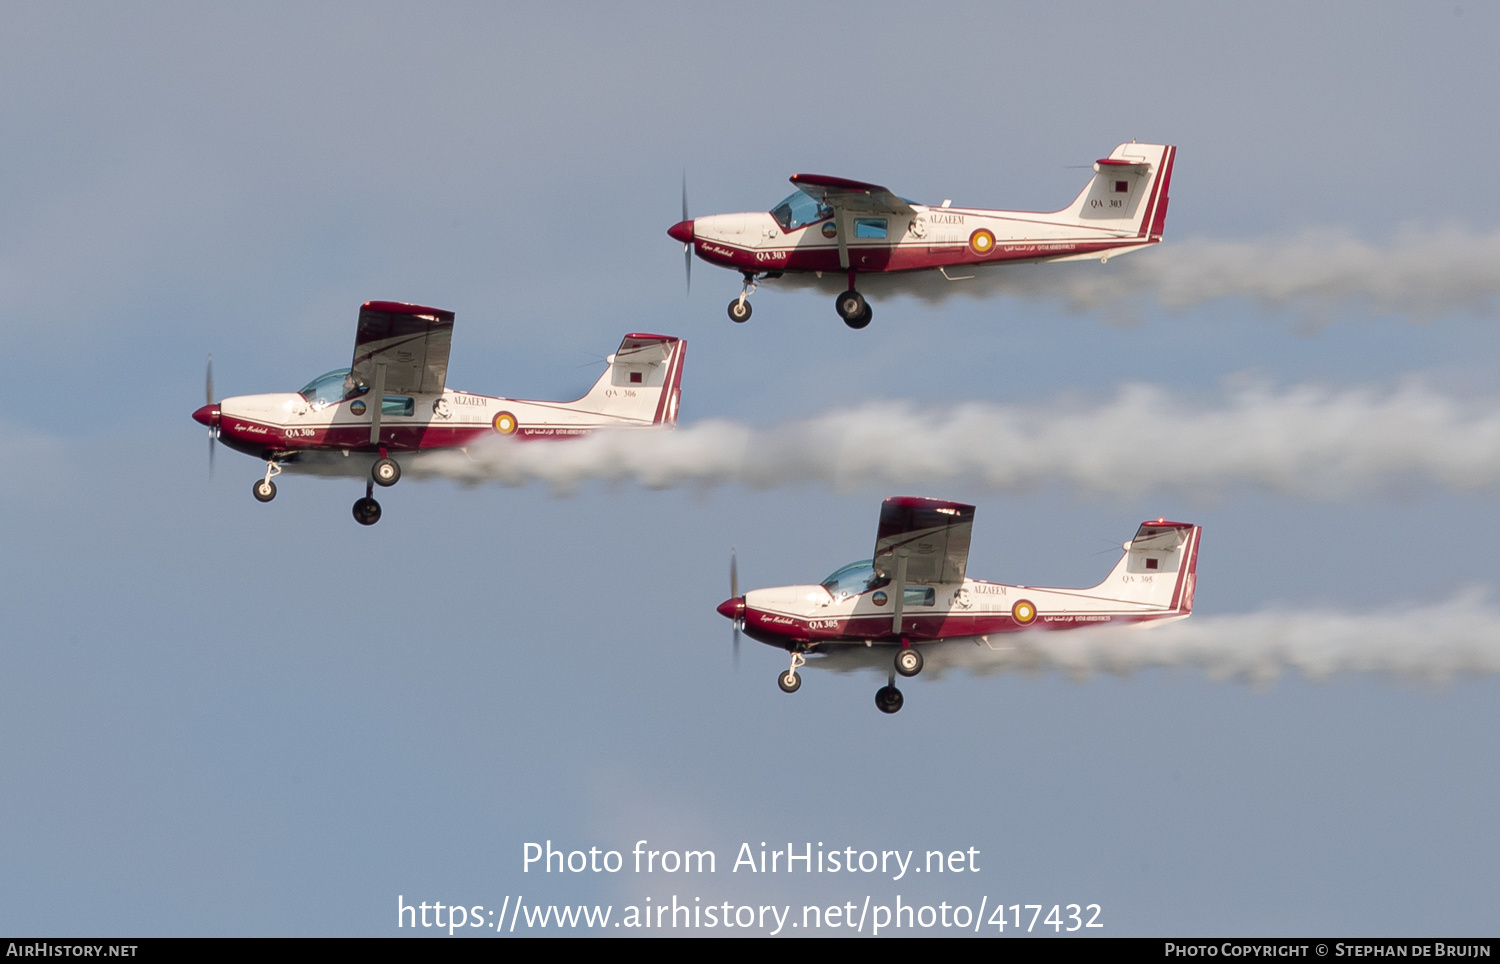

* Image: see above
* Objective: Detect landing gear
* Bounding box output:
[836,289,872,329]
[352,479,382,526]
[777,651,806,693]
[252,460,282,503]
[372,457,401,487]
[352,497,382,526]
[728,271,758,323]
[875,685,904,714]
[895,647,923,678]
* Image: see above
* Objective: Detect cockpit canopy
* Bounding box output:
[298,368,367,409]
[820,560,889,598]
[771,191,833,232]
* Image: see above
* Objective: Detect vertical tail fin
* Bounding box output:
[567,334,686,425]
[1089,520,1201,613]
[1054,143,1176,240]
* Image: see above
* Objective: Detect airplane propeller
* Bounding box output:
[204,354,217,478]
[729,547,741,668]
[681,173,691,293]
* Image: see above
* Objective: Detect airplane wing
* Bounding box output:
[790,173,916,216]
[872,497,975,585]
[350,301,455,396]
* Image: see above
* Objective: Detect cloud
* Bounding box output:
[767,225,1500,324]
[807,590,1500,687]
[393,380,1500,499]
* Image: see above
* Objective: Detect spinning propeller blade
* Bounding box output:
[730,547,740,668]
[681,172,691,294]
[205,354,216,479]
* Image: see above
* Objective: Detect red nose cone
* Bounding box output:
[667,219,695,244]
[192,403,220,427]
[716,597,744,621]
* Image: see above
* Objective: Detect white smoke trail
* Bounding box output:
[808,590,1500,687]
[407,381,1500,498]
[769,225,1500,323]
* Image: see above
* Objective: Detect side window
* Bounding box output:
[903,586,935,607]
[382,396,415,417]
[854,218,888,239]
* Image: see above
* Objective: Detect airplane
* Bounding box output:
[716,497,1200,714]
[192,300,686,525]
[668,142,1175,328]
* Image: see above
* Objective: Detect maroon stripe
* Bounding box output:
[652,340,686,425]
[1147,147,1176,239]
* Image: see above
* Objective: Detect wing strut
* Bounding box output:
[368,362,386,446]
[891,549,909,636]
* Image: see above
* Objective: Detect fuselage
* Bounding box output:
[686,204,1159,277]
[726,575,1191,651]
[205,384,657,462]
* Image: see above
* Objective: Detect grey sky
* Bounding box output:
[2,2,1498,936]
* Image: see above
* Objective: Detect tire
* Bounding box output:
[728,299,752,323]
[875,685,904,714]
[777,670,801,694]
[352,497,382,526]
[835,289,866,322]
[372,457,400,487]
[252,479,277,503]
[844,304,872,330]
[895,647,923,677]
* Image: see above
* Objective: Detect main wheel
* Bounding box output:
[372,457,401,487]
[835,289,866,322]
[252,479,277,503]
[844,304,872,330]
[352,496,382,526]
[728,299,752,323]
[895,647,923,677]
[777,670,801,693]
[875,685,904,714]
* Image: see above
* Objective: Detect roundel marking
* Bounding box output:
[492,411,518,435]
[872,591,889,607]
[821,221,838,239]
[349,399,367,416]
[968,228,996,256]
[1011,599,1037,625]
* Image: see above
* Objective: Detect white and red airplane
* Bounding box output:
[717,497,1200,714]
[669,142,1175,328]
[193,300,686,525]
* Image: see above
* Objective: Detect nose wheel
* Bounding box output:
[251,460,282,503]
[777,651,806,693]
[836,290,872,329]
[728,271,758,323]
